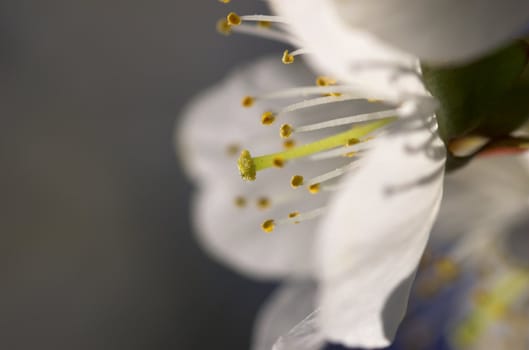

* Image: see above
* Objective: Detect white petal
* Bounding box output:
[271,311,325,350]
[330,0,529,64]
[177,56,313,184]
[192,179,331,279]
[431,154,529,249]
[316,117,446,347]
[179,57,387,279]
[268,0,427,102]
[252,282,322,350]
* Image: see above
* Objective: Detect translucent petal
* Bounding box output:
[316,117,446,347]
[432,154,529,247]
[331,0,529,64]
[252,282,321,350]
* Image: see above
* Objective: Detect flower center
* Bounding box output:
[227,79,410,233]
[216,4,432,234]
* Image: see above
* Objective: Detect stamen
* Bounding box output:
[316,76,337,86]
[281,48,309,64]
[218,0,231,3]
[262,188,306,208]
[257,21,271,28]
[308,163,358,186]
[237,118,394,180]
[226,12,242,26]
[216,19,232,35]
[290,175,304,188]
[257,85,375,100]
[279,95,360,115]
[346,138,360,146]
[272,157,285,168]
[261,219,275,233]
[293,109,399,134]
[279,124,293,138]
[234,196,246,208]
[283,139,296,149]
[274,207,327,226]
[282,50,295,64]
[310,143,370,161]
[261,111,276,125]
[308,183,320,194]
[229,24,295,45]
[320,184,344,192]
[257,197,271,210]
[239,15,288,24]
[241,96,255,108]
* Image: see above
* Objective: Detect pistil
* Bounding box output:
[238,118,395,181]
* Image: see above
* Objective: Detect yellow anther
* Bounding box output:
[279,124,293,138]
[226,12,242,26]
[290,175,304,189]
[288,211,300,218]
[216,19,232,35]
[308,183,320,194]
[218,0,231,3]
[237,149,256,181]
[241,96,255,108]
[281,50,295,64]
[346,138,360,146]
[261,219,275,233]
[272,157,285,168]
[261,111,276,125]
[283,139,295,149]
[315,76,336,86]
[226,143,240,156]
[327,92,342,97]
[257,197,271,210]
[258,21,271,28]
[343,151,357,158]
[434,258,459,281]
[234,196,247,208]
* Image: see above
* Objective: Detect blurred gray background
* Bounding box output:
[1,1,281,349]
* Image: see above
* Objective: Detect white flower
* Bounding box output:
[180,1,529,348]
[179,54,443,348]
